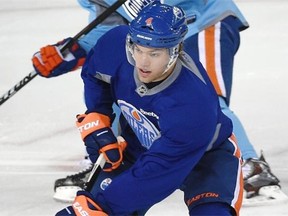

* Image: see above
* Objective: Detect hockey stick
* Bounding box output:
[84,153,106,192]
[0,0,127,106]
[84,136,127,191]
[85,153,140,216]
[84,136,127,192]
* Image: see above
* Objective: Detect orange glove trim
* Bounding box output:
[32,45,63,77]
[76,113,111,140]
[100,138,127,172]
[72,195,108,216]
[32,57,49,77]
[42,45,63,69]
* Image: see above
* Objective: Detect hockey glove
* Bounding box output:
[76,113,127,171]
[55,191,108,216]
[32,37,86,78]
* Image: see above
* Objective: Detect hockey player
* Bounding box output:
[32,0,286,205]
[55,2,243,215]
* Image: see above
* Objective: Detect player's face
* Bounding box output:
[133,44,174,83]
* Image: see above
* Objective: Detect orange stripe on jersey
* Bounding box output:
[229,133,242,160]
[204,25,222,95]
[199,23,226,98]
[233,161,244,216]
[228,133,243,215]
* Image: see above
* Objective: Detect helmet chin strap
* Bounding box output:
[162,45,180,75]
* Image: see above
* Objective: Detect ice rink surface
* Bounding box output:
[0,0,288,215]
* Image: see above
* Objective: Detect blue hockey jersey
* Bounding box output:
[81,25,233,214]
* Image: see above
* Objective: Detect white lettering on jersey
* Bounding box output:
[118,100,160,149]
[122,0,158,20]
[140,108,159,119]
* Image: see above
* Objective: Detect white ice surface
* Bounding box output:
[0,0,288,215]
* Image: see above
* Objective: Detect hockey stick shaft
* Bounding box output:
[61,0,127,51]
[0,0,127,106]
[0,70,38,106]
[84,136,127,192]
[84,153,106,192]
[85,154,139,216]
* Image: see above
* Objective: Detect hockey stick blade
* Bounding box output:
[0,0,127,106]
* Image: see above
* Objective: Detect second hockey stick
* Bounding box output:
[0,0,127,106]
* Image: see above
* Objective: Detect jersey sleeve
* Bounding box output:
[81,25,129,118]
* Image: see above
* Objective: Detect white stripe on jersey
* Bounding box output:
[198,22,226,97]
[214,22,226,97]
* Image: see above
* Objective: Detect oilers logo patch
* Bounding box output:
[118,100,160,149]
[100,178,112,190]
